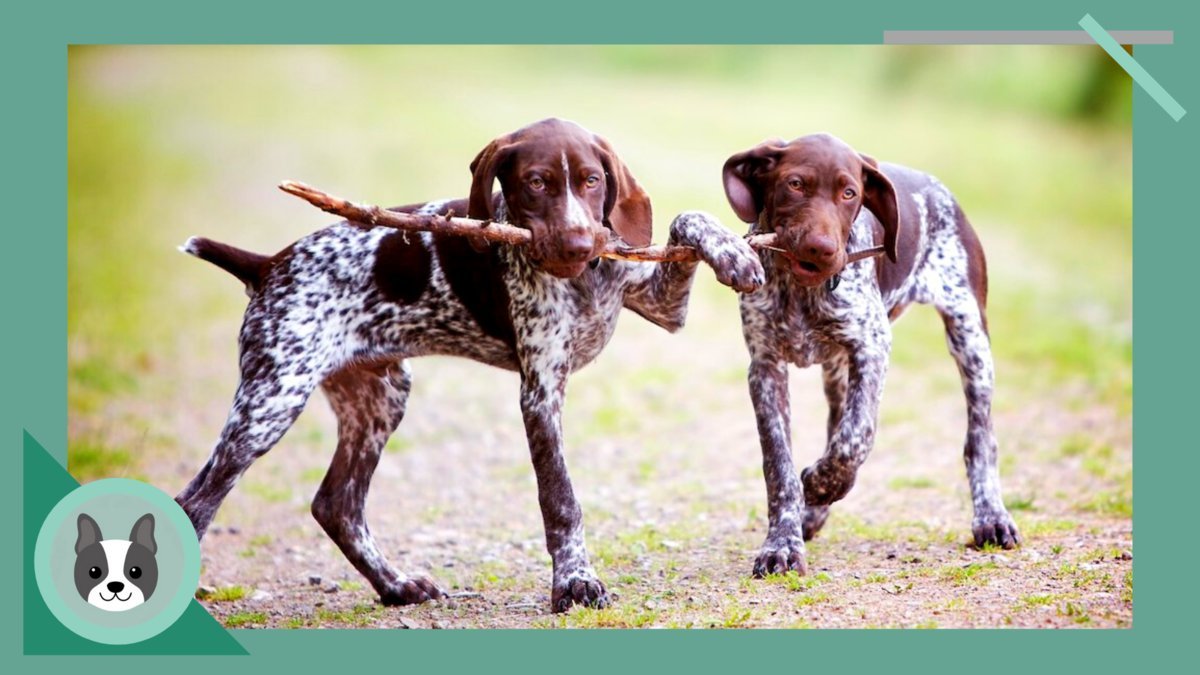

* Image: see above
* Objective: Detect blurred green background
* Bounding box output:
[67,44,1130,484]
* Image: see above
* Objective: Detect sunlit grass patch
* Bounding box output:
[197,585,248,602]
[224,612,267,628]
[888,476,937,490]
[68,437,142,482]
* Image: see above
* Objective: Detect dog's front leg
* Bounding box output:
[622,211,764,330]
[741,291,808,576]
[801,335,892,507]
[516,342,609,613]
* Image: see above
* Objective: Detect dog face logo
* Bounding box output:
[74,513,158,612]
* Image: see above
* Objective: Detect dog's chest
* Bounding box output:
[507,257,626,372]
[768,270,888,368]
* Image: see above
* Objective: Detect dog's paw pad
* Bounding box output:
[379,576,445,607]
[551,571,609,613]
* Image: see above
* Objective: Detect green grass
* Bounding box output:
[224,612,267,628]
[67,437,141,482]
[197,585,249,602]
[887,476,937,490]
[940,561,999,586]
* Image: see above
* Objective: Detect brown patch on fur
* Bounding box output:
[373,232,432,304]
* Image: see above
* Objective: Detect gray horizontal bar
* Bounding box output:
[884,30,1173,45]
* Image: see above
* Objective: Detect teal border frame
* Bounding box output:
[5,0,1194,671]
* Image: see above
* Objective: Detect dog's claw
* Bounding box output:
[752,536,807,578]
[379,576,445,607]
[973,513,1021,550]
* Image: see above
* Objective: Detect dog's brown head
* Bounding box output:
[723,133,899,287]
[468,118,653,278]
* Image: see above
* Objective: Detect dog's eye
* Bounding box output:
[528,177,545,192]
[842,187,857,200]
[787,179,804,192]
[584,175,601,189]
[89,566,102,579]
[129,566,142,579]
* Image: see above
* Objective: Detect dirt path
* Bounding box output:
[149,279,1131,629]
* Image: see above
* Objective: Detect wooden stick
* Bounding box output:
[278,180,885,265]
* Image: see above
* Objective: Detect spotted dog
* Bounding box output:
[722,133,1019,577]
[176,118,764,612]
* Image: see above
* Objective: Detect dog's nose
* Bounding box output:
[560,233,595,263]
[805,234,838,262]
[107,581,125,593]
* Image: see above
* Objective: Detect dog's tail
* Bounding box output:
[179,236,271,294]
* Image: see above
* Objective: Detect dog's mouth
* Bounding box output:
[538,260,591,279]
[775,251,838,287]
[98,591,133,602]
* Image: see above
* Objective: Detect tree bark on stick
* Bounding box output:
[278,180,885,264]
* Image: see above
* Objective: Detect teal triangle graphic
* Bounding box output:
[23,431,248,655]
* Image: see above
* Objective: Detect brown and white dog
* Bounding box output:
[176,118,764,612]
[724,133,1019,577]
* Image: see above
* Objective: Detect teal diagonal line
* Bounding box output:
[1079,13,1186,121]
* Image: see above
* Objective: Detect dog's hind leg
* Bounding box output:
[937,296,1020,549]
[310,361,443,606]
[177,309,323,538]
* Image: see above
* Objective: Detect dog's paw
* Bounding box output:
[668,211,765,293]
[551,568,609,613]
[801,505,831,541]
[708,242,766,294]
[378,576,445,607]
[752,535,808,578]
[801,461,856,506]
[973,511,1021,550]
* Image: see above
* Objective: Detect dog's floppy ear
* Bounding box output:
[468,136,519,223]
[723,139,787,224]
[859,153,900,263]
[593,134,653,247]
[129,513,157,554]
[76,513,103,554]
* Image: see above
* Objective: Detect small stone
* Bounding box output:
[210,526,224,535]
[227,526,241,535]
[307,574,323,586]
[195,585,216,599]
[644,599,657,610]
[324,582,340,593]
[661,540,682,550]
[398,617,419,629]
[249,589,272,602]
[1119,550,1133,561]
[445,599,460,610]
[886,551,898,560]
[432,620,447,629]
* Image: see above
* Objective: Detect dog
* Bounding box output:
[75,513,158,611]
[722,133,1020,577]
[175,118,764,612]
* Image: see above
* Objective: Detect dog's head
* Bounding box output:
[74,513,158,612]
[723,133,899,287]
[468,117,653,278]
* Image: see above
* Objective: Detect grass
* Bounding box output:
[67,437,141,482]
[224,612,267,628]
[197,585,249,602]
[940,561,999,586]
